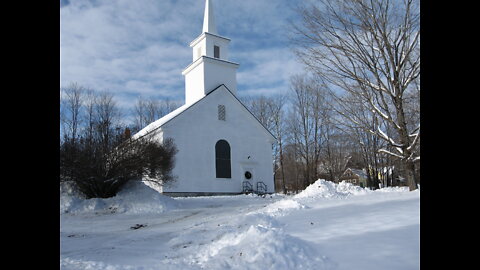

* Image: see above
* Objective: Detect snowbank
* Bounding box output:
[256,199,307,217]
[60,181,178,215]
[60,178,418,270]
[295,179,370,200]
[374,186,410,193]
[248,180,371,219]
[193,214,335,270]
[60,258,144,270]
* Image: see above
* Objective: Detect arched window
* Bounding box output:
[215,140,231,178]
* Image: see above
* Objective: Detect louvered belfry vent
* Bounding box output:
[218,105,226,120]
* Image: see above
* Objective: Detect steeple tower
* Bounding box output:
[182,0,239,104]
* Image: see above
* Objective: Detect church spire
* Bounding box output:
[183,0,239,104]
[202,0,217,35]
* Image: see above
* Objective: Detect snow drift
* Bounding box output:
[60,181,178,215]
[190,214,335,270]
[60,178,419,270]
[295,179,371,200]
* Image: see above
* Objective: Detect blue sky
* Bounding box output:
[60,0,304,110]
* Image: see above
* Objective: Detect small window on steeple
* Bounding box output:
[197,47,202,59]
[214,45,220,58]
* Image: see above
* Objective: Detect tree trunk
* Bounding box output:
[405,160,417,191]
[279,141,287,194]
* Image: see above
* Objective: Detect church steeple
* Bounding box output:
[202,0,217,35]
[182,0,239,104]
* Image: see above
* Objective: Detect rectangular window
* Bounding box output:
[218,105,225,121]
[214,45,220,58]
[197,47,202,59]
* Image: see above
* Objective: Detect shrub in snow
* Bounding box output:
[60,131,178,199]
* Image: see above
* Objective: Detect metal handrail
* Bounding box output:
[242,181,253,193]
[256,181,267,195]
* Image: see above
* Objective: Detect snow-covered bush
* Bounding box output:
[60,133,177,199]
[60,181,178,215]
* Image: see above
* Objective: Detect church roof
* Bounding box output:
[133,102,192,139]
[182,55,239,76]
[133,84,276,141]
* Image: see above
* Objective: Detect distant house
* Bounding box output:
[377,166,408,187]
[339,168,368,188]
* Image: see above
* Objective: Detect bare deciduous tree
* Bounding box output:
[60,82,86,144]
[242,95,288,194]
[93,91,123,153]
[321,124,352,183]
[292,0,420,190]
[289,74,331,188]
[133,97,180,132]
[268,95,288,194]
[59,84,178,198]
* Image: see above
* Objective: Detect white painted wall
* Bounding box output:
[158,86,275,194]
[184,61,205,104]
[203,57,237,95]
[190,33,230,61]
[183,57,238,104]
[185,30,237,105]
[205,34,230,60]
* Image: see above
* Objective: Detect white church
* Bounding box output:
[134,0,276,196]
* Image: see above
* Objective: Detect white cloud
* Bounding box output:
[61,0,195,105]
[60,0,301,111]
[236,48,303,97]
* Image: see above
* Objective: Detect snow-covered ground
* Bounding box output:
[60,180,419,270]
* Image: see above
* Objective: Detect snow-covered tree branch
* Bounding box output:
[291,0,420,190]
